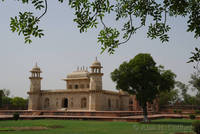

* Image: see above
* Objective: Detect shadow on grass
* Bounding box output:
[47,125,64,129]
[146,121,192,126]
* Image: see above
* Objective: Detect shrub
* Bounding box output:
[190,114,196,120]
[193,121,200,134]
[13,112,20,121]
[196,110,200,115]
[173,109,177,114]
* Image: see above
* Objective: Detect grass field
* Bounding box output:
[0,119,195,134]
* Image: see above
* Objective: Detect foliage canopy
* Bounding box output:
[111,53,176,121]
[1,0,200,55]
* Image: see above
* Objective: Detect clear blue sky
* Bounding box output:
[0,1,198,98]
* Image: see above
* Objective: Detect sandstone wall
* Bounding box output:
[40,92,90,110]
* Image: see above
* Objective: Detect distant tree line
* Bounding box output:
[158,72,200,106]
[0,89,28,110]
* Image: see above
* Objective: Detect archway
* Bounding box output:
[108,99,111,109]
[63,98,68,108]
[81,97,87,108]
[44,98,49,109]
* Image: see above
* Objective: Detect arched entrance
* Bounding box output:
[44,98,49,109]
[63,98,68,108]
[81,97,87,108]
[108,98,111,110]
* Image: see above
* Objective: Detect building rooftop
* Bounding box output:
[66,69,89,79]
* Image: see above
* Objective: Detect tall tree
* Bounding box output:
[1,0,200,55]
[189,72,200,104]
[0,89,11,109]
[0,90,4,108]
[111,53,176,122]
[0,89,10,108]
[2,89,10,97]
[189,72,200,92]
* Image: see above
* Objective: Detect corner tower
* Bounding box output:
[29,63,42,92]
[89,57,103,90]
[28,63,42,110]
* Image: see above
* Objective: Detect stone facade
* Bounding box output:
[28,59,129,111]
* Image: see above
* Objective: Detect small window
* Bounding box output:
[75,84,78,89]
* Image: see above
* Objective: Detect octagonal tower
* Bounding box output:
[28,63,42,110]
[89,57,103,90]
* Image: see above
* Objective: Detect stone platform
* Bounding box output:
[0,114,196,122]
[0,110,154,117]
[0,110,197,122]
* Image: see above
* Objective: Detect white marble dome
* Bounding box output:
[91,57,102,67]
[67,70,89,79]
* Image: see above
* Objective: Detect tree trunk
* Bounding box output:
[142,103,148,122]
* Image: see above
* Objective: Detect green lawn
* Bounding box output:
[0,119,195,134]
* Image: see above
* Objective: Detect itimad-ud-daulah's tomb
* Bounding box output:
[28,58,158,112]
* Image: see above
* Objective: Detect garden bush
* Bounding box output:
[13,112,20,121]
[173,109,177,114]
[193,121,200,134]
[190,114,196,120]
[195,110,200,115]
